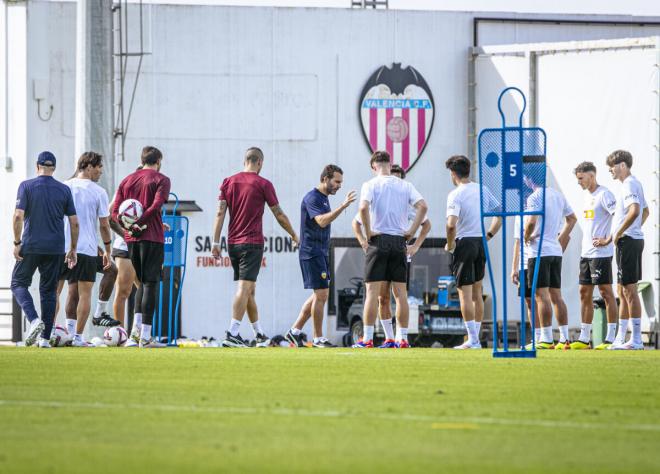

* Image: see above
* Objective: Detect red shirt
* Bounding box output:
[111,168,171,244]
[220,172,279,245]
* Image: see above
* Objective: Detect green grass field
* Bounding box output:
[1,348,659,473]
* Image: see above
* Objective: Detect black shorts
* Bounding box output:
[128,241,164,283]
[518,270,532,298]
[228,244,264,282]
[527,256,561,289]
[579,257,613,285]
[406,260,411,291]
[59,254,97,283]
[300,256,331,290]
[616,237,644,285]
[96,255,106,273]
[364,234,407,283]
[111,248,129,259]
[450,237,486,287]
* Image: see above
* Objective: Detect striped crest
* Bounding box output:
[359,63,435,172]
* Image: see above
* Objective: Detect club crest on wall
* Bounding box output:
[359,63,435,172]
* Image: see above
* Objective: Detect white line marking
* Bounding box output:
[1,399,659,432]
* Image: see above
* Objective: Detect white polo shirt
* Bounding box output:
[446,182,498,239]
[359,175,423,236]
[581,185,616,258]
[613,175,646,240]
[63,178,110,257]
[526,187,574,258]
[513,215,530,270]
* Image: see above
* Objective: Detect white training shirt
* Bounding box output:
[63,178,110,257]
[513,215,530,270]
[613,175,646,240]
[446,182,498,239]
[354,205,428,228]
[526,187,574,258]
[359,175,423,236]
[113,235,128,252]
[581,185,616,258]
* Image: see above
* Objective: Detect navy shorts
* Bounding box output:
[300,256,331,290]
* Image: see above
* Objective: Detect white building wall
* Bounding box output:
[4,2,660,341]
[1,3,28,293]
[475,38,660,333]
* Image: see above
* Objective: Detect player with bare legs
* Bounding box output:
[285,165,356,348]
[352,151,427,349]
[444,156,501,349]
[212,147,299,347]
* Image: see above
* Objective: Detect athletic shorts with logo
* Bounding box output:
[365,234,407,283]
[228,243,264,282]
[517,270,532,298]
[579,257,613,285]
[111,248,129,259]
[59,254,98,283]
[300,256,330,289]
[128,241,164,283]
[527,256,561,289]
[450,237,485,287]
[616,236,643,285]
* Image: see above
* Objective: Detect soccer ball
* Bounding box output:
[118,199,144,226]
[50,325,71,347]
[90,336,107,347]
[103,326,128,347]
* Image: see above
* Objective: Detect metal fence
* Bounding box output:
[0,287,21,342]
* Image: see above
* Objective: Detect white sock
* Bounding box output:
[66,318,76,335]
[631,317,642,344]
[380,318,394,340]
[465,320,478,344]
[251,321,263,336]
[140,324,152,341]
[606,323,617,343]
[615,319,629,343]
[74,333,83,341]
[541,326,553,343]
[396,327,408,342]
[132,313,143,333]
[534,328,541,344]
[578,323,592,343]
[229,319,241,337]
[94,300,108,318]
[363,325,374,342]
[290,327,301,336]
[313,336,325,343]
[475,321,482,337]
[559,325,569,343]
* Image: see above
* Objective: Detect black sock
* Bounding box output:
[141,282,158,326]
[134,284,144,315]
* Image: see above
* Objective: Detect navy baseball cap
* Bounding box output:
[37,151,56,166]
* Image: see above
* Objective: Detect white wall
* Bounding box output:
[537,44,659,330]
[475,38,659,331]
[116,4,474,339]
[6,2,660,341]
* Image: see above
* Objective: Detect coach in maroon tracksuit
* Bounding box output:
[111,146,171,348]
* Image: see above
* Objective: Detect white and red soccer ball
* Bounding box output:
[51,325,71,347]
[118,199,144,225]
[103,326,128,347]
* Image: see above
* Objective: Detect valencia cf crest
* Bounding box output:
[359,63,435,172]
